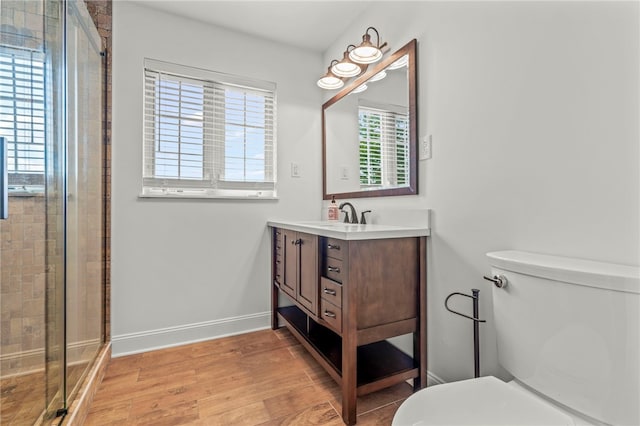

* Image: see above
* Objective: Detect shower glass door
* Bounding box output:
[0,0,53,423]
[64,0,103,401]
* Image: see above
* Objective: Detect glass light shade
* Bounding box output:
[349,46,382,64]
[388,54,408,70]
[331,60,361,78]
[368,70,387,83]
[351,84,367,94]
[317,73,344,90]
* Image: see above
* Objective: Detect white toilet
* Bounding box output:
[393,250,640,426]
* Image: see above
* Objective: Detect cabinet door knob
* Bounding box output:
[323,288,336,296]
[323,310,337,318]
[291,239,302,245]
[327,266,340,273]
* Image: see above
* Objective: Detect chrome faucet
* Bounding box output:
[338,202,359,224]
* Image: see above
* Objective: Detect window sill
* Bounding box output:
[138,190,278,200]
[9,192,45,198]
[8,185,45,197]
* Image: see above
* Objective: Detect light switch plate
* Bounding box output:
[340,166,349,180]
[291,162,300,177]
[420,135,432,160]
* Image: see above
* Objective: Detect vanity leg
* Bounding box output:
[342,334,357,425]
[271,229,279,330]
[414,236,428,390]
[342,250,357,425]
[271,281,279,330]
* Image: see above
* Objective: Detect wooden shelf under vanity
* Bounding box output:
[277,305,418,393]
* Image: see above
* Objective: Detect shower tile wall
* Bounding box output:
[0,197,46,377]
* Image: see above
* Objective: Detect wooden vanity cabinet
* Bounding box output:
[271,226,427,425]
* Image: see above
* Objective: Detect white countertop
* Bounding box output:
[267,220,430,240]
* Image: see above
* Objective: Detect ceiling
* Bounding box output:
[131,1,373,53]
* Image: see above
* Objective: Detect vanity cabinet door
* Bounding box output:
[281,229,298,299]
[279,230,318,316]
[297,232,318,315]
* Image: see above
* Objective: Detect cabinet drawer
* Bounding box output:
[320,298,342,334]
[323,257,343,283]
[320,277,342,307]
[323,237,346,261]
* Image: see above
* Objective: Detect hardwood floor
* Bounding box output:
[85,329,412,425]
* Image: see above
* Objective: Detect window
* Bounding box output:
[0,47,46,188]
[143,59,276,198]
[359,103,409,188]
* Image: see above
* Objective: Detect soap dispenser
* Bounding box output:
[327,196,339,221]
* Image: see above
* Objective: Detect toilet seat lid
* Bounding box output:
[392,376,575,426]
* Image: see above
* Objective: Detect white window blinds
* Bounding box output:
[358,105,409,187]
[0,48,45,175]
[143,59,276,198]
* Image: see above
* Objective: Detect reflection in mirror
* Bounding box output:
[323,39,417,200]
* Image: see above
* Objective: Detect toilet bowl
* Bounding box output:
[394,251,640,426]
[393,376,583,426]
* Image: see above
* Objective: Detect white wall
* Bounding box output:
[111,2,323,355]
[324,2,639,382]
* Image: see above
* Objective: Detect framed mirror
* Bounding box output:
[322,39,417,200]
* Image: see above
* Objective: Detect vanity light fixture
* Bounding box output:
[317,27,388,90]
[349,27,386,64]
[317,60,345,90]
[331,45,362,78]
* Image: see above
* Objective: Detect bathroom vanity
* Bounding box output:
[268,220,429,425]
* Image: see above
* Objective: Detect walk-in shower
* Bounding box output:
[0,0,104,423]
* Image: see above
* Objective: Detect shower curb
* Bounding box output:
[55,342,111,426]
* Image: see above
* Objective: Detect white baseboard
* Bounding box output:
[427,370,445,386]
[0,338,102,379]
[111,311,271,357]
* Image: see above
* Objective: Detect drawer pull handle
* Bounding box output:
[327,266,340,273]
[327,243,341,250]
[324,310,337,319]
[323,288,336,296]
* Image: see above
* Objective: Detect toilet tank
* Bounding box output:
[487,251,640,426]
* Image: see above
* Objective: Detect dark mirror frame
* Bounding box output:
[322,39,417,200]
